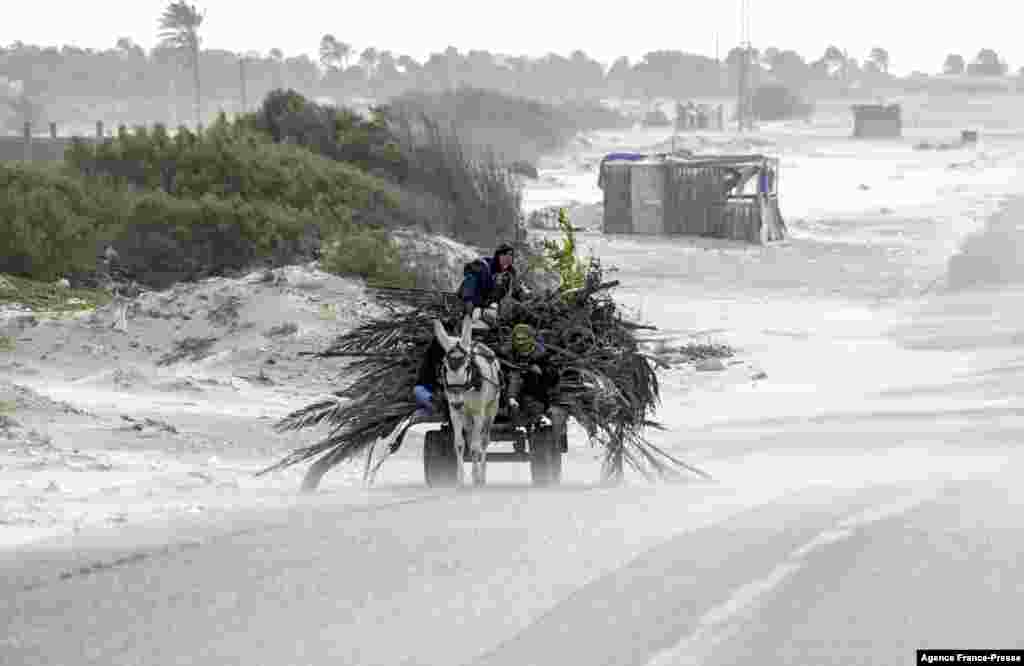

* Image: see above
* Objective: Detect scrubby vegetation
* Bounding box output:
[1,117,407,288]
[248,89,523,248]
[2,85,627,293]
[3,88,554,289]
[536,209,589,294]
[386,87,629,164]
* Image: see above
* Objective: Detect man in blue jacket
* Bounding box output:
[457,242,523,322]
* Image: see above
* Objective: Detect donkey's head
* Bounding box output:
[433,315,476,409]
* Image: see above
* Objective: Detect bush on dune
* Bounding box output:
[2,111,411,287]
[241,88,524,249]
[4,87,605,290]
[65,114,394,221]
[0,163,125,280]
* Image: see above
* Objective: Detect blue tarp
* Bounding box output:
[598,153,648,188]
[603,152,647,162]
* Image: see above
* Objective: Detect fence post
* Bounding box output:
[49,122,57,139]
[23,121,32,162]
[96,121,104,139]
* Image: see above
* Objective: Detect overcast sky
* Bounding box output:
[3,0,1019,75]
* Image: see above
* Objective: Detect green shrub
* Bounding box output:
[320,226,414,288]
[65,112,395,230]
[539,209,588,293]
[0,161,322,285]
[240,89,528,247]
[0,162,127,279]
[241,89,409,180]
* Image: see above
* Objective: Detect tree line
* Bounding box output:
[2,0,1021,132]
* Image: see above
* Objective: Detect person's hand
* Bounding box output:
[528,364,542,375]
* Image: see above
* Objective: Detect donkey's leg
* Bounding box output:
[469,415,486,486]
[478,417,494,486]
[450,411,467,487]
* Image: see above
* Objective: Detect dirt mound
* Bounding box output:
[0,234,486,546]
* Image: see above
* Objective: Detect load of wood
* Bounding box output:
[258,221,707,486]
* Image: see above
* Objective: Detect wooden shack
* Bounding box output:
[599,153,787,244]
[851,104,902,138]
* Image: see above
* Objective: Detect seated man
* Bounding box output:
[412,337,446,419]
[458,243,527,325]
[499,324,568,441]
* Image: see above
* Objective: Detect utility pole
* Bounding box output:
[736,0,748,132]
[735,0,755,133]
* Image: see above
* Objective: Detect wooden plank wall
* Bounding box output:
[630,164,665,234]
[665,165,729,235]
[601,164,633,234]
[718,196,786,243]
[602,161,787,243]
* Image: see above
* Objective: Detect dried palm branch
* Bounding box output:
[258,258,710,485]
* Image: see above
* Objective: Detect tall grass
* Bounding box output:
[387,86,630,165]
[387,107,522,247]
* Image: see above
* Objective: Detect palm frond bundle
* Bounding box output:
[258,258,709,483]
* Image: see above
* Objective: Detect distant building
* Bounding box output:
[598,153,787,244]
[851,104,902,139]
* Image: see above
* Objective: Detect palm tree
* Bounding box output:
[359,47,378,76]
[337,42,352,70]
[972,48,1006,76]
[943,53,965,75]
[318,35,352,72]
[821,45,845,77]
[158,0,205,128]
[869,47,890,75]
[319,34,341,71]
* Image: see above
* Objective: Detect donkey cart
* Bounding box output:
[420,410,567,487]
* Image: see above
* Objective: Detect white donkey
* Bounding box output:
[433,315,502,486]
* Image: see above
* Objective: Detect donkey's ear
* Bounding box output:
[433,319,454,352]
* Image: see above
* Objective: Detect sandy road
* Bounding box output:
[5,121,1024,666]
[2,439,1018,666]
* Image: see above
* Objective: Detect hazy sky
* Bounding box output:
[3,0,1020,76]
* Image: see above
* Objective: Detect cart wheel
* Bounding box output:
[424,429,457,487]
[530,426,563,487]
